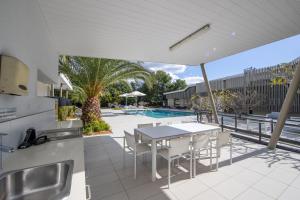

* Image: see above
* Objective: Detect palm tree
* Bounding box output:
[59,56,151,124]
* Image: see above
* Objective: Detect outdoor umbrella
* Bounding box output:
[119,93,134,106]
[128,91,146,106]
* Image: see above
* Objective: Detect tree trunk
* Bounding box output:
[81,96,101,125]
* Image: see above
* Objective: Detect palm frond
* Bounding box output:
[60,56,152,99]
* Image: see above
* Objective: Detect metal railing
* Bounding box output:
[196,111,300,152]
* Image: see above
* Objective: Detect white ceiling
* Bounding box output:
[38,0,300,65]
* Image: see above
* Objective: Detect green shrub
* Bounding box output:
[83,125,93,134]
[83,119,111,134]
[58,106,75,121]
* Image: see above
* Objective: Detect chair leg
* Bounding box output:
[177,158,179,166]
[134,151,137,179]
[230,143,233,165]
[190,151,192,179]
[210,147,212,170]
[216,148,219,171]
[193,152,196,177]
[168,159,171,188]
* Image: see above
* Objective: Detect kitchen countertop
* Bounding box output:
[38,120,83,133]
[2,137,86,200]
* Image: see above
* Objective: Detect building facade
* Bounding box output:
[164,57,300,113]
[164,85,196,109]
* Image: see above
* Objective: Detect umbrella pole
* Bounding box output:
[126,97,127,106]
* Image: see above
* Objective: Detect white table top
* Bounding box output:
[135,123,220,140]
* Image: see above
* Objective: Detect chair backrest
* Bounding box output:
[193,134,210,149]
[216,130,231,148]
[168,137,191,157]
[124,131,136,149]
[137,123,153,128]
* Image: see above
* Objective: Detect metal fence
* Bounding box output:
[196,111,300,153]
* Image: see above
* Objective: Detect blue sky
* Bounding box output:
[142,34,300,85]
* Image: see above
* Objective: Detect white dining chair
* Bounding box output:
[214,130,233,170]
[138,123,165,148]
[192,134,212,177]
[123,131,151,179]
[158,136,192,188]
[137,123,153,143]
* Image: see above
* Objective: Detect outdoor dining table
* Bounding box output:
[134,122,221,182]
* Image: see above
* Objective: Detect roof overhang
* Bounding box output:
[164,84,196,95]
[38,0,300,65]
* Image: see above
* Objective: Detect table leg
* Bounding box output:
[152,139,157,182]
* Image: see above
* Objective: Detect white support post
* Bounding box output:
[268,63,300,149]
[50,84,54,97]
[60,83,63,98]
[201,63,219,124]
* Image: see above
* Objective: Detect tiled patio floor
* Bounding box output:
[84,112,300,200]
[84,135,300,200]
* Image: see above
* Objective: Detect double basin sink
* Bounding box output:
[0,160,74,200]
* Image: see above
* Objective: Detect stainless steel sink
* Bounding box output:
[0,160,74,200]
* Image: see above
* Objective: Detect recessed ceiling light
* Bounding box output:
[213,47,217,51]
[169,24,210,51]
[231,32,236,36]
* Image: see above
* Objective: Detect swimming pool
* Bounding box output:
[125,109,195,118]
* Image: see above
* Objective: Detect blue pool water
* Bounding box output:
[125,109,194,118]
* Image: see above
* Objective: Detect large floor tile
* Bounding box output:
[126,182,162,200]
[234,188,274,200]
[267,167,299,184]
[120,174,152,190]
[170,178,209,200]
[86,164,116,178]
[146,191,178,200]
[191,189,226,200]
[247,161,276,175]
[252,177,288,198]
[100,191,129,200]
[290,174,300,189]
[217,163,245,176]
[213,178,248,199]
[87,171,119,186]
[278,186,300,200]
[196,171,230,187]
[90,180,124,200]
[232,169,263,186]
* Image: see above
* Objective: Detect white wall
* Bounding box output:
[37,81,50,97]
[0,0,58,154]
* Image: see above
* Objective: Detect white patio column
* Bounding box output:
[59,83,63,97]
[50,84,54,97]
[201,63,219,124]
[268,62,300,149]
